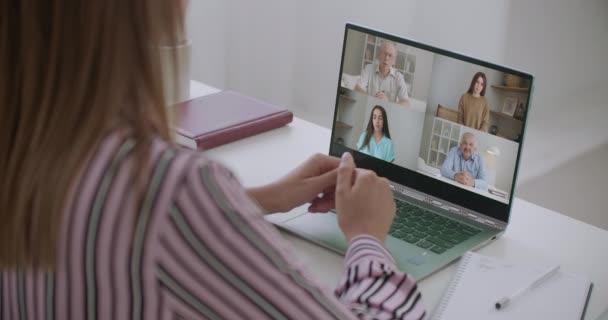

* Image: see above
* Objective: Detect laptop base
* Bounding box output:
[267,208,502,281]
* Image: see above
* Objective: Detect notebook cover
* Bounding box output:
[174,90,293,150]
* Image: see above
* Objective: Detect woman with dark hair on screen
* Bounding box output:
[0,0,425,319]
[357,105,395,162]
[458,71,490,132]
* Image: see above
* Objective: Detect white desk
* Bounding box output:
[416,169,510,204]
[190,81,608,319]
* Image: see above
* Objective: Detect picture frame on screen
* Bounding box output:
[502,96,518,117]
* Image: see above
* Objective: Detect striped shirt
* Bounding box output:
[0,133,425,320]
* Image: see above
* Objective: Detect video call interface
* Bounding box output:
[334,29,532,204]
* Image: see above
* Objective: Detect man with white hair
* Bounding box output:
[355,41,411,106]
[440,132,488,190]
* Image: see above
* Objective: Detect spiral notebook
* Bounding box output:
[431,252,593,320]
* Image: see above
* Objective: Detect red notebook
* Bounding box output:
[173,90,293,150]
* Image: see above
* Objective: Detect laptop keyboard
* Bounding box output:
[389,199,481,254]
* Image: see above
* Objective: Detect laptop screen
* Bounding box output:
[330,24,533,223]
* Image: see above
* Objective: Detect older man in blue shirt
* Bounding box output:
[441,132,488,191]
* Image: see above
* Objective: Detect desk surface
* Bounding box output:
[191,81,607,319]
[416,168,509,203]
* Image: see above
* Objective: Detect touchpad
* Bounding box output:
[283,212,348,253]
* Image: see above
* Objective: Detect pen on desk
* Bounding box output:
[495,265,561,310]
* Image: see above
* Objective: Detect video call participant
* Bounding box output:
[357,105,395,162]
[355,41,411,107]
[458,72,490,132]
[440,132,488,190]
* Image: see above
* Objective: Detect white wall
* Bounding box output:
[408,47,435,102]
[186,0,228,89]
[409,1,511,67]
[343,29,366,76]
[217,0,423,127]
[189,0,512,128]
[504,0,608,184]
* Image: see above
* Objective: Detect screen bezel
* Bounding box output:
[330,23,534,223]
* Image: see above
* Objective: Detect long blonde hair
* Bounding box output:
[0,0,185,268]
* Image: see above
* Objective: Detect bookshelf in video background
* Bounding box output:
[427,117,462,168]
[363,35,416,95]
[333,93,357,146]
[488,84,529,141]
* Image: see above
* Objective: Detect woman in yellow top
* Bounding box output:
[458,72,490,132]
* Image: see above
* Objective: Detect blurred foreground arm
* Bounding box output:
[334,153,426,319]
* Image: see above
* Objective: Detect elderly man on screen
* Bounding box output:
[440,132,488,191]
[354,41,411,107]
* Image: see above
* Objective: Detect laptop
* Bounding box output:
[267,23,534,280]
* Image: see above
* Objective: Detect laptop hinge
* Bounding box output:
[389,182,507,230]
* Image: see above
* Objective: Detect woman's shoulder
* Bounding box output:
[459,93,470,104]
[95,132,233,192]
[65,132,239,240]
[151,138,232,181]
[138,137,249,224]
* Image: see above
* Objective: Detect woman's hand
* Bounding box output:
[335,152,395,243]
[247,154,340,214]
